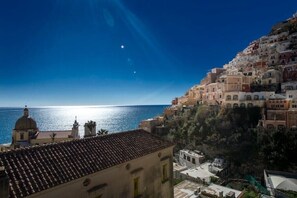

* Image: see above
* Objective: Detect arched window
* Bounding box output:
[233,103,239,108]
[233,95,238,100]
[226,95,231,101]
[246,95,252,100]
[226,103,232,108]
[254,95,259,100]
[247,103,253,108]
[240,103,246,108]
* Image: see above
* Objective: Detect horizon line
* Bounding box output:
[0,104,171,108]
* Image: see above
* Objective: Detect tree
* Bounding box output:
[97,129,109,136]
[50,132,57,143]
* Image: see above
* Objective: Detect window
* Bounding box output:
[233,95,238,100]
[240,103,246,108]
[134,177,140,197]
[254,95,259,100]
[246,95,252,100]
[192,158,196,164]
[87,183,107,198]
[20,133,24,140]
[162,164,168,182]
[183,154,186,159]
[187,156,190,162]
[226,95,231,101]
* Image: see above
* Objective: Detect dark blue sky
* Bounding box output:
[0,0,296,106]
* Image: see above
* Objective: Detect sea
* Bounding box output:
[0,105,168,144]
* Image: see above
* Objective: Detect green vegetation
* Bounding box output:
[258,128,297,170]
[173,178,184,186]
[97,129,109,135]
[162,104,297,177]
[165,104,260,154]
[270,19,297,35]
[242,189,260,198]
[210,176,219,184]
[277,189,297,198]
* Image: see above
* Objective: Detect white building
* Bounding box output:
[286,90,297,99]
[223,91,274,108]
[180,162,219,184]
[179,150,205,168]
[200,183,243,198]
[173,162,187,179]
[264,170,297,197]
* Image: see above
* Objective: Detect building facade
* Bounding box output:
[0,130,175,198]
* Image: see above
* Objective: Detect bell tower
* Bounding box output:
[71,117,79,139]
[24,105,29,117]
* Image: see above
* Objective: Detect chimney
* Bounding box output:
[0,166,9,198]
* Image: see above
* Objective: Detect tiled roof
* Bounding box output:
[0,129,174,198]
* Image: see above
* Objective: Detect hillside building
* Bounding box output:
[200,68,225,85]
[218,74,253,93]
[179,150,205,168]
[258,94,297,130]
[139,117,164,133]
[261,69,282,86]
[223,91,274,108]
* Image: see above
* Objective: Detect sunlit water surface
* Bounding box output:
[0,105,168,144]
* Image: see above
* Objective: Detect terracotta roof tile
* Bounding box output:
[0,129,174,198]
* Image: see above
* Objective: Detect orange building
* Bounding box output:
[259,94,297,130]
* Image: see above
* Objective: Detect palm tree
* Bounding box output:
[97,129,108,136]
[50,132,57,142]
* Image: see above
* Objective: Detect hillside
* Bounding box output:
[140,13,297,178]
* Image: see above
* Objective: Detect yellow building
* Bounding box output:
[139,117,164,132]
[11,107,79,149]
[219,74,253,92]
[0,130,175,198]
[259,94,296,130]
[203,82,224,105]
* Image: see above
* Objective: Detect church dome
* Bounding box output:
[14,106,38,130]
